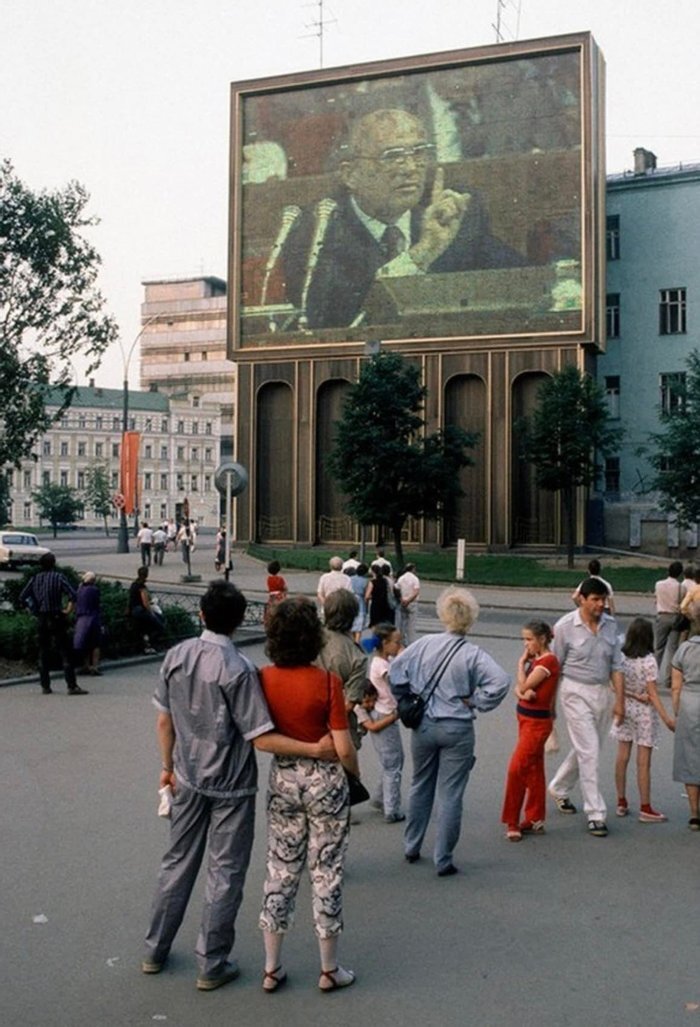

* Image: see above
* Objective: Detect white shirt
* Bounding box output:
[137,526,153,545]
[655,576,682,614]
[317,570,352,602]
[396,570,420,604]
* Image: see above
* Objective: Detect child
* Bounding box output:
[264,561,287,628]
[501,620,560,841]
[613,617,675,822]
[355,623,405,822]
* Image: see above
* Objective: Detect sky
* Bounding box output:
[3,0,700,389]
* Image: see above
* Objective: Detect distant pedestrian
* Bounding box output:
[214,528,227,572]
[73,571,103,677]
[395,562,421,644]
[349,562,369,642]
[612,617,674,823]
[501,620,559,841]
[316,556,351,607]
[342,549,360,574]
[264,560,287,626]
[137,522,153,566]
[654,561,684,687]
[152,526,167,566]
[366,562,394,627]
[176,520,194,573]
[128,566,165,653]
[20,552,88,695]
[571,559,615,615]
[373,546,393,575]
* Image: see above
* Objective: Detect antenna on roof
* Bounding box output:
[493,0,522,42]
[302,0,336,68]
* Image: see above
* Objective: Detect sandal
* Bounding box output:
[262,966,287,993]
[689,817,700,831]
[506,828,522,842]
[319,966,356,991]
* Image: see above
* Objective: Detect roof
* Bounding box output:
[45,385,170,412]
[607,160,700,190]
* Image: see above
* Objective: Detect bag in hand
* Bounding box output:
[345,771,370,806]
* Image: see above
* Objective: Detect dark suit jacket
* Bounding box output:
[282,191,525,329]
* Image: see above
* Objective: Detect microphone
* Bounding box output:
[260,204,302,308]
[298,198,337,328]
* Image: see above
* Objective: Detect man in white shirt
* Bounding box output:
[137,522,154,566]
[317,557,352,606]
[342,549,360,573]
[654,560,684,687]
[396,563,421,645]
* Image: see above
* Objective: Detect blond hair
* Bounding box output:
[436,587,479,635]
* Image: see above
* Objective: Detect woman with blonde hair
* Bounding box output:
[389,588,510,876]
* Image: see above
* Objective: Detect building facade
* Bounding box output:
[598,151,700,552]
[4,385,222,531]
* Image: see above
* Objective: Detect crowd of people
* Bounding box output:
[138,552,699,996]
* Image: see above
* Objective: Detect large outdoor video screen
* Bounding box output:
[229,34,601,351]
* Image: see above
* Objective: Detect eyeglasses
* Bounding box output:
[355,143,436,168]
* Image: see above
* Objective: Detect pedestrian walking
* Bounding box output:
[152,526,167,566]
[395,562,421,644]
[670,604,700,831]
[654,561,684,688]
[73,571,103,677]
[136,522,153,566]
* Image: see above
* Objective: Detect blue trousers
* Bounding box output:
[369,720,404,817]
[405,718,476,871]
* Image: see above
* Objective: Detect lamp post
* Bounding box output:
[116,316,158,554]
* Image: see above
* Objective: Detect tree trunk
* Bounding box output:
[103,514,109,537]
[52,520,58,539]
[564,486,576,569]
[391,519,405,571]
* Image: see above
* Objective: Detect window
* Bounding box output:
[191,447,199,462]
[176,473,184,491]
[24,501,31,520]
[95,442,103,458]
[205,421,212,435]
[42,471,50,485]
[144,503,151,520]
[5,469,13,487]
[129,416,136,430]
[78,442,86,457]
[112,443,120,458]
[184,352,190,362]
[201,351,208,361]
[59,470,68,486]
[604,457,620,496]
[160,503,167,521]
[606,215,620,261]
[605,376,620,419]
[112,416,120,430]
[111,471,119,488]
[77,471,85,489]
[205,447,213,463]
[78,414,86,429]
[160,473,168,491]
[659,288,687,335]
[95,415,103,430]
[60,441,69,456]
[43,441,51,456]
[191,474,198,492]
[660,372,686,415]
[161,417,168,433]
[177,446,185,461]
[193,396,200,407]
[145,417,152,432]
[192,421,199,435]
[204,474,212,493]
[160,445,168,460]
[177,420,184,434]
[23,470,31,489]
[606,294,620,339]
[144,444,152,459]
[144,472,153,490]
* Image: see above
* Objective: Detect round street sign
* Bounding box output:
[214,461,249,497]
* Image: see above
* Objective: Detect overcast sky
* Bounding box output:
[3,0,699,388]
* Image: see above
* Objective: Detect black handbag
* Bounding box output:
[345,771,370,806]
[397,638,466,729]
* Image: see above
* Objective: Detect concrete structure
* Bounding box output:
[599,153,700,553]
[139,276,235,458]
[3,385,222,531]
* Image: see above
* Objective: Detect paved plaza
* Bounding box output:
[1,539,698,1024]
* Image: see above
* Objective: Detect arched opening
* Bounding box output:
[511,372,556,545]
[256,382,293,540]
[315,379,353,542]
[444,374,487,544]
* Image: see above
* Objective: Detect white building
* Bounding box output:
[4,384,222,531]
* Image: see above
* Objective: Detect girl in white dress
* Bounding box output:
[612,617,675,822]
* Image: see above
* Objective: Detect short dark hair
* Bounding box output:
[266,596,324,666]
[588,559,601,576]
[323,589,359,632]
[363,682,379,699]
[622,616,654,659]
[39,552,56,571]
[669,561,683,578]
[200,580,247,635]
[579,577,609,599]
[267,560,281,575]
[356,562,368,577]
[372,622,399,648]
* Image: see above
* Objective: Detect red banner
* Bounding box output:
[120,431,140,514]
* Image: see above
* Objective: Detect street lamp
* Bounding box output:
[116,315,159,554]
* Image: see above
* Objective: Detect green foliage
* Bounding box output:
[83,464,113,535]
[0,473,9,525]
[645,349,700,526]
[327,352,477,565]
[519,365,619,566]
[31,483,82,537]
[0,159,118,467]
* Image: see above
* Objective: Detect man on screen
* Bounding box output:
[281,108,524,329]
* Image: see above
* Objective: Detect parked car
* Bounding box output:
[0,532,52,569]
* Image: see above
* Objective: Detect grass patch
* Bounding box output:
[247,543,664,593]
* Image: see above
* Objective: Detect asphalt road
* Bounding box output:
[1,620,697,1026]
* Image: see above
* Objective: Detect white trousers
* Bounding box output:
[548,676,613,822]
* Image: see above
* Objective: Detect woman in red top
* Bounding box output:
[258,597,360,994]
[501,620,560,841]
[264,560,288,628]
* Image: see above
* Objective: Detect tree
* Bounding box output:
[327,351,477,566]
[519,364,619,568]
[0,472,9,526]
[31,483,82,538]
[645,349,700,526]
[0,160,118,468]
[82,464,113,536]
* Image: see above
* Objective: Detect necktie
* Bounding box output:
[381,224,405,261]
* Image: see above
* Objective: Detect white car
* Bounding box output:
[0,532,52,569]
